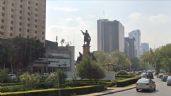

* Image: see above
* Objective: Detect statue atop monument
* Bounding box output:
[81,30,91,46]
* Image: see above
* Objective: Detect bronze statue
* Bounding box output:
[81,30,91,46]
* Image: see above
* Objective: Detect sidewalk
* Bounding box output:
[79,84,135,96]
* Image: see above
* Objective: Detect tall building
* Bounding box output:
[125,37,135,58]
[140,43,149,56]
[0,0,46,43]
[97,19,124,52]
[129,30,141,58]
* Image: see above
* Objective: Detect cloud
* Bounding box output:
[148,14,169,24]
[49,6,79,12]
[126,12,171,48]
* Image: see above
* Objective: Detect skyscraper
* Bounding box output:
[140,43,149,56]
[0,0,46,43]
[125,37,135,58]
[97,19,124,52]
[129,30,141,58]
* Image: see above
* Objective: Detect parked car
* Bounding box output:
[157,73,164,79]
[8,74,17,80]
[162,75,168,82]
[136,78,156,92]
[167,76,171,86]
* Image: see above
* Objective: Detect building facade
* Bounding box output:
[124,37,135,58]
[97,19,124,52]
[0,0,46,42]
[32,40,75,79]
[140,43,149,56]
[129,30,141,58]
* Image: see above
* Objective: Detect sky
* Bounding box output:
[46,0,171,58]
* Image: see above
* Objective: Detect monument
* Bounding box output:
[76,30,96,63]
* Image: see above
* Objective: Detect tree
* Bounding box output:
[76,57,105,80]
[110,51,131,71]
[94,51,131,72]
[0,37,45,73]
[0,69,9,83]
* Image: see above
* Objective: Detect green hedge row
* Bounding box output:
[116,76,140,87]
[0,85,106,96]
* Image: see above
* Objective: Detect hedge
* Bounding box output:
[0,85,106,96]
[116,76,140,87]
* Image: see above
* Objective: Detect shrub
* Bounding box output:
[116,76,140,87]
[45,70,67,88]
[0,69,9,83]
[116,70,128,75]
[0,85,25,92]
[0,85,106,96]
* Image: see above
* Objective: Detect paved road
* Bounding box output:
[105,77,171,96]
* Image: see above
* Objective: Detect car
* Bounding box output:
[136,78,156,92]
[162,75,168,82]
[167,76,171,86]
[157,73,164,79]
[8,74,17,80]
[147,72,154,79]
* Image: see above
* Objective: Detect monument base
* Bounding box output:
[82,45,90,56]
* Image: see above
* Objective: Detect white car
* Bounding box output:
[136,78,156,92]
[167,76,171,86]
[8,74,17,80]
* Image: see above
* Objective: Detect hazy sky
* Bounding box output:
[46,0,171,58]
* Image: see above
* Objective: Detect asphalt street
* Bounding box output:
[105,77,171,96]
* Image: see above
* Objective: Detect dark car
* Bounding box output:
[147,72,154,79]
[162,75,168,82]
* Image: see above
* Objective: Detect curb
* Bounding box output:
[96,86,136,96]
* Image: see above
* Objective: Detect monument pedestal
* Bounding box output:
[83,45,90,56]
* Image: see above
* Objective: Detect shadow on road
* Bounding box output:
[138,89,159,93]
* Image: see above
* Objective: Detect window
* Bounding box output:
[1,26,4,29]
[36,3,38,6]
[35,36,37,39]
[19,16,22,20]
[35,31,37,33]
[35,8,38,11]
[19,28,22,31]
[2,13,5,16]
[2,7,5,10]
[10,33,13,36]
[35,14,38,16]
[35,19,37,22]
[28,18,30,21]
[19,10,22,14]
[28,6,30,10]
[27,24,30,27]
[27,29,30,32]
[10,27,13,30]
[11,8,14,12]
[27,35,29,38]
[42,32,44,35]
[19,34,21,37]
[11,15,13,18]
[28,1,30,4]
[1,19,4,23]
[11,21,13,24]
[28,12,30,15]
[35,25,37,28]
[20,5,22,8]
[19,22,22,25]
[11,3,14,6]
